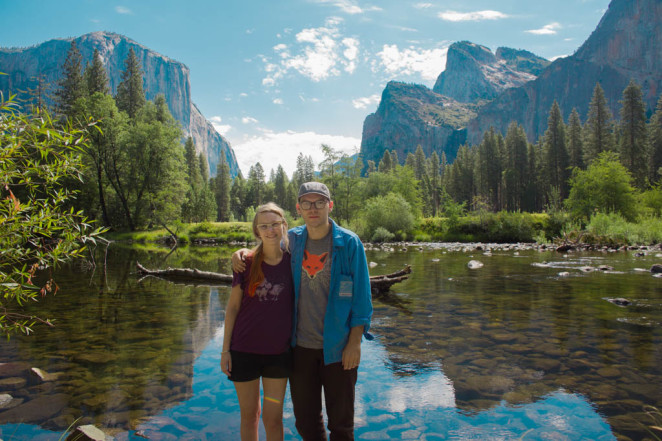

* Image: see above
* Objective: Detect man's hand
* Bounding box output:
[342,326,364,370]
[231,248,250,272]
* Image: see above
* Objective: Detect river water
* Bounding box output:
[0,243,660,440]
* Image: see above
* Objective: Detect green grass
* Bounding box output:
[106,222,253,244]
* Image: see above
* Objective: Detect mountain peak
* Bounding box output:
[432,41,546,103]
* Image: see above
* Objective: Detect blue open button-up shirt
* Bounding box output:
[289,219,373,365]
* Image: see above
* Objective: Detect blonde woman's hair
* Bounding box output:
[247,202,288,296]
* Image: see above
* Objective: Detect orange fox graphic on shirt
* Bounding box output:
[302,250,328,279]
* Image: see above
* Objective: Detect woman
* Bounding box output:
[221,202,293,441]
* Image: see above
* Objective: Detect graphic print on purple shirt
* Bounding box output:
[230,252,293,355]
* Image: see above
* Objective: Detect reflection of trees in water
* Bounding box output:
[0,246,227,431]
[367,247,662,437]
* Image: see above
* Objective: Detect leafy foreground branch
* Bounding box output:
[135,262,411,296]
[0,93,105,336]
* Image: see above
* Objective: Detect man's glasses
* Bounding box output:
[299,200,328,210]
[257,221,283,232]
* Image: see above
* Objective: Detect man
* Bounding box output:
[233,181,372,441]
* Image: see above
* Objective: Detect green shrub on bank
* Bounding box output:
[586,212,662,245]
[418,211,564,243]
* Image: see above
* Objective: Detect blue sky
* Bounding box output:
[0,0,610,177]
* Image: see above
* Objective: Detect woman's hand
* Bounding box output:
[221,351,232,376]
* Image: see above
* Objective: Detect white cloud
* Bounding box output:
[233,131,360,177]
[209,116,231,136]
[376,44,448,82]
[438,10,508,22]
[242,116,259,124]
[311,0,382,14]
[526,22,562,35]
[273,98,284,105]
[262,18,361,85]
[414,3,434,9]
[115,6,132,14]
[352,94,381,109]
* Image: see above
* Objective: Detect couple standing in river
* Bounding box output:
[220,181,374,441]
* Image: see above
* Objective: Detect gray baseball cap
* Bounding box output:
[298,182,331,200]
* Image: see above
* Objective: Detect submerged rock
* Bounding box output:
[651,264,662,274]
[66,424,115,441]
[467,260,484,269]
[607,298,631,306]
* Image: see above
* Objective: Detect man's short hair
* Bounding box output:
[298,182,331,201]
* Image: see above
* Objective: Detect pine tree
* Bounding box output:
[619,80,648,188]
[475,128,502,210]
[503,122,529,211]
[247,163,266,207]
[649,95,662,184]
[84,48,109,96]
[273,165,289,208]
[413,145,426,180]
[584,83,614,164]
[214,157,232,221]
[116,47,146,119]
[543,101,570,201]
[378,150,393,172]
[566,108,584,170]
[230,174,248,221]
[55,40,86,120]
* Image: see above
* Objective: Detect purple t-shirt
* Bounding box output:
[230,252,293,355]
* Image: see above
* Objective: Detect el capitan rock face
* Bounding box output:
[0,31,239,177]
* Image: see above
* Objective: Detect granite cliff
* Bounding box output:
[432,41,547,103]
[0,32,239,177]
[362,0,662,164]
[466,0,662,146]
[361,43,543,165]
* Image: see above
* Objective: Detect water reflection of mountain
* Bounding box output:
[0,254,226,433]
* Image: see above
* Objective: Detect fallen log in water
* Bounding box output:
[136,262,411,295]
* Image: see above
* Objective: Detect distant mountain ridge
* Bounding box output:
[432,41,548,103]
[361,41,544,165]
[361,0,662,165]
[0,31,239,177]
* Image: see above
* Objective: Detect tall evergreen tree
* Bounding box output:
[246,163,266,207]
[230,174,248,221]
[115,47,146,119]
[566,108,584,170]
[503,122,529,211]
[543,101,570,201]
[649,94,662,184]
[405,152,416,169]
[475,128,502,210]
[293,153,315,186]
[273,165,289,208]
[214,157,232,221]
[524,142,540,211]
[619,80,648,188]
[378,150,393,173]
[413,145,426,180]
[447,145,475,206]
[427,151,441,216]
[84,48,109,96]
[55,40,86,120]
[584,83,614,164]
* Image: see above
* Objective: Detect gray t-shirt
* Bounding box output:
[296,231,332,349]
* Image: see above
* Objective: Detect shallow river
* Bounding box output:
[0,243,660,440]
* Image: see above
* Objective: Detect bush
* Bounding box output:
[362,192,415,240]
[371,227,395,243]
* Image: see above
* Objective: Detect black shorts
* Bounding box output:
[228,349,292,382]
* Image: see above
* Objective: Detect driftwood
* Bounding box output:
[136,262,411,295]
